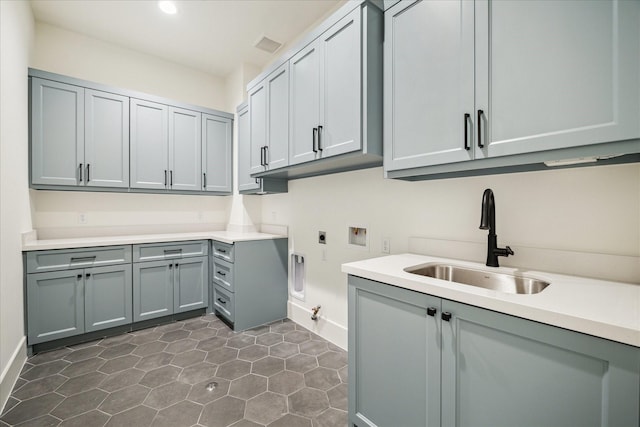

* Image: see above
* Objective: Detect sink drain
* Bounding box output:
[206,382,218,392]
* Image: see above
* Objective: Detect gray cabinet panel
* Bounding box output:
[348,276,441,427]
[174,256,208,313]
[133,260,173,322]
[213,285,234,323]
[130,98,169,190]
[26,246,131,274]
[289,41,321,165]
[319,8,362,158]
[84,89,129,188]
[441,299,640,427]
[202,114,232,193]
[212,257,234,292]
[384,0,474,171]
[84,264,133,332]
[266,63,289,170]
[30,78,84,186]
[27,269,84,344]
[133,241,208,263]
[169,107,201,191]
[476,0,640,158]
[249,82,267,175]
[237,104,260,192]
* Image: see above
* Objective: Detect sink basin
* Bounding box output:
[404,263,550,294]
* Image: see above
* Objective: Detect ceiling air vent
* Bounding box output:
[254,35,282,54]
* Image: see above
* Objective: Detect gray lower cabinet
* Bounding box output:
[211,239,287,331]
[348,275,640,427]
[133,241,208,322]
[25,246,133,345]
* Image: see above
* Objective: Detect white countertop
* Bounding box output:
[342,254,640,347]
[22,230,286,251]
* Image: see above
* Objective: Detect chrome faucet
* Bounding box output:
[479,189,514,267]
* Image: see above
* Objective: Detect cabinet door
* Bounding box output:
[475,0,640,158]
[348,276,441,427]
[130,99,169,190]
[202,114,232,193]
[248,81,267,175]
[174,256,208,313]
[84,264,132,333]
[266,63,289,170]
[319,8,362,158]
[441,300,640,427]
[289,41,321,165]
[237,105,260,192]
[169,107,201,191]
[27,269,84,344]
[133,260,173,322]
[30,78,84,186]
[84,89,129,188]
[383,0,474,171]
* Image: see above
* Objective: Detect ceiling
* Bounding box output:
[30,0,344,78]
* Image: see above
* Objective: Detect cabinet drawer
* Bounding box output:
[213,285,234,323]
[211,240,234,262]
[26,246,132,274]
[212,258,234,292]
[133,241,208,262]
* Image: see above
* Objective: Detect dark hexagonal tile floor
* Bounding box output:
[0,316,348,426]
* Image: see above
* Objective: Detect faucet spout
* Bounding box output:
[479,188,513,267]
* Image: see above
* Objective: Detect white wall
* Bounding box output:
[0,0,34,411]
[30,23,233,236]
[261,163,640,347]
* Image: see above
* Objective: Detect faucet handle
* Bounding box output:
[506,246,514,256]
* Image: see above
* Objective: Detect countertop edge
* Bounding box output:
[22,231,288,251]
[342,254,640,348]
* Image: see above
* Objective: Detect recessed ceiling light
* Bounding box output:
[158,1,177,15]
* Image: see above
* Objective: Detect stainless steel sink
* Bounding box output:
[404,263,550,294]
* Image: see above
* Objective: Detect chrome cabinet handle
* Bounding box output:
[317,125,323,151]
[477,110,485,148]
[263,146,269,165]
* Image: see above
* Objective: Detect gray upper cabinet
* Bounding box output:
[131,101,204,192]
[130,98,169,190]
[385,0,640,179]
[476,0,640,159]
[169,107,202,191]
[31,78,84,187]
[202,114,232,193]
[384,0,474,170]
[31,78,129,188]
[249,63,290,174]
[84,89,130,188]
[237,103,260,192]
[247,1,383,180]
[348,275,640,427]
[289,8,362,164]
[289,41,321,165]
[29,69,233,195]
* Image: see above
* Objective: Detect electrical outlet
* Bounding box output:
[382,237,390,254]
[78,213,88,224]
[318,231,326,244]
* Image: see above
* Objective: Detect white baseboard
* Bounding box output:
[0,336,27,415]
[288,300,347,350]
